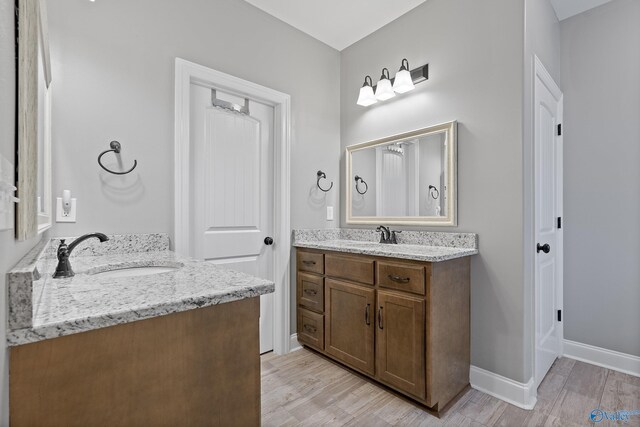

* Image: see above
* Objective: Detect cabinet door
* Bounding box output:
[325,279,375,375]
[376,291,426,399]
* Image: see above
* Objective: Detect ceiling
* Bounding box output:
[550,0,613,20]
[243,0,614,51]
[243,0,427,51]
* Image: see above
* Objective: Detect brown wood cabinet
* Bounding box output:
[296,248,470,414]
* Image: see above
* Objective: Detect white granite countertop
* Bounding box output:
[294,239,477,262]
[293,229,478,262]
[7,234,274,346]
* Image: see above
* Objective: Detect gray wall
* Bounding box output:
[48,0,341,239]
[561,0,640,357]
[340,0,528,382]
[523,0,561,381]
[0,0,44,425]
[47,0,342,336]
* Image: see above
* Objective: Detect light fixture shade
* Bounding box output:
[393,70,414,93]
[393,59,415,94]
[375,68,395,101]
[357,76,377,106]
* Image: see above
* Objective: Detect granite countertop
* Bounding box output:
[7,234,274,346]
[293,229,478,262]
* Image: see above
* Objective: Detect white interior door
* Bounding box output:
[534,60,563,388]
[190,84,275,354]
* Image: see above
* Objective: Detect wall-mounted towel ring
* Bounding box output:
[98,141,138,175]
[316,170,333,192]
[355,175,368,195]
[428,185,439,200]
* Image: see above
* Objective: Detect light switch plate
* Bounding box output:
[56,197,77,222]
[326,206,334,221]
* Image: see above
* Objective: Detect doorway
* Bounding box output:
[174,58,291,355]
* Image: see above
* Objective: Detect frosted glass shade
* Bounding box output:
[375,78,395,101]
[393,68,415,93]
[357,85,377,107]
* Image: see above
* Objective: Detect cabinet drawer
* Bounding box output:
[325,253,374,285]
[297,308,324,350]
[377,261,426,295]
[297,272,324,313]
[297,251,324,274]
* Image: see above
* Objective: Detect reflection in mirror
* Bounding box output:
[346,121,457,226]
[16,0,52,239]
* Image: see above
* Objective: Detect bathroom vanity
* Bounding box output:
[293,229,477,414]
[7,234,273,426]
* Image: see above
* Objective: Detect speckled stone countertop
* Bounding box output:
[293,228,478,262]
[7,234,274,346]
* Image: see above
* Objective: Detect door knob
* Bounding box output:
[537,243,550,253]
[264,237,274,245]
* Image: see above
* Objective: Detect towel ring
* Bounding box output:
[316,170,333,192]
[428,185,439,200]
[98,141,138,175]
[355,175,368,195]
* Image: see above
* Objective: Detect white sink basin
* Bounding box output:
[91,266,180,278]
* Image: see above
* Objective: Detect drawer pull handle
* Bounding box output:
[304,324,317,333]
[365,304,370,325]
[304,289,317,296]
[378,307,383,329]
[302,260,317,266]
[388,274,410,283]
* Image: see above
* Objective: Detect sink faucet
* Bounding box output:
[53,232,109,278]
[376,226,402,244]
[376,226,390,243]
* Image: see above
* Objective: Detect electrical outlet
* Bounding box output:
[56,197,77,222]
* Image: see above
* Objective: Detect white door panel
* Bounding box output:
[190,84,275,354]
[534,60,563,388]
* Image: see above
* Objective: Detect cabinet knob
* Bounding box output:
[536,243,550,254]
[264,237,274,245]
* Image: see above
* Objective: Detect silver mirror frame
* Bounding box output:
[345,120,457,226]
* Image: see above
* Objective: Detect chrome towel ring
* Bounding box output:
[316,170,333,192]
[98,141,138,175]
[355,175,368,195]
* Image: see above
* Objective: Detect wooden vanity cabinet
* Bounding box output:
[296,249,470,413]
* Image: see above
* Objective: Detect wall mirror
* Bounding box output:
[346,121,457,226]
[16,0,52,240]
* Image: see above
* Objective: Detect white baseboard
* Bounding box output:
[470,365,537,410]
[289,334,302,352]
[563,339,640,377]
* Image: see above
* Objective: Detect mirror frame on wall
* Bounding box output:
[345,120,458,226]
[16,0,52,240]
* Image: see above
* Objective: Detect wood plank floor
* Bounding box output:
[261,348,640,426]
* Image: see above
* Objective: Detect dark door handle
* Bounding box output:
[264,237,274,245]
[303,289,317,296]
[365,304,370,325]
[388,274,410,283]
[378,307,383,330]
[302,260,316,266]
[537,243,550,254]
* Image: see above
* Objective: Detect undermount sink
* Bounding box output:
[89,264,182,278]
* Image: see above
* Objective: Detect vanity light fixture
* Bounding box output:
[356,76,377,107]
[356,61,429,107]
[375,68,395,101]
[392,59,415,94]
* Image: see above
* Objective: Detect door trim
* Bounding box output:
[174,58,291,355]
[532,55,564,387]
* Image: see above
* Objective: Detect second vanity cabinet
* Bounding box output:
[296,248,470,413]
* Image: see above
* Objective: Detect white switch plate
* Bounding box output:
[326,206,334,221]
[56,197,77,222]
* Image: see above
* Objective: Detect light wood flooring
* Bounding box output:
[261,348,640,426]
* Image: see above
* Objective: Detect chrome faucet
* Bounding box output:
[53,233,109,278]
